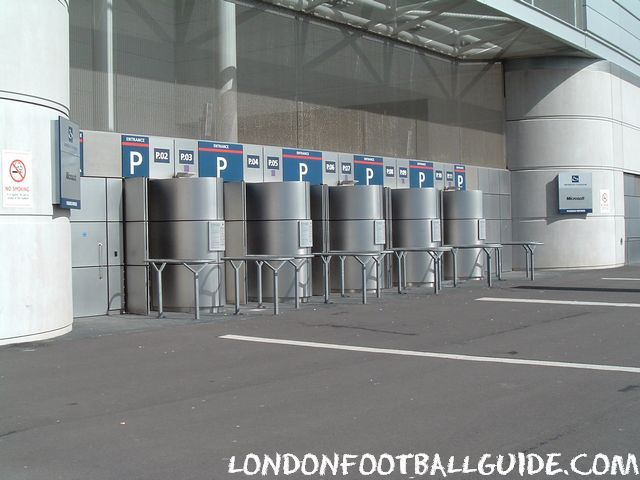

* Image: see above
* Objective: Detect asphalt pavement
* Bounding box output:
[2,267,640,479]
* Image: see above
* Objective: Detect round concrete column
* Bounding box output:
[0,1,73,344]
[506,58,626,269]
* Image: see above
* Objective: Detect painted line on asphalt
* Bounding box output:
[602,277,640,281]
[476,297,640,308]
[219,334,640,374]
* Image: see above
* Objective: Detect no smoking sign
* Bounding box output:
[2,151,33,208]
[10,159,27,183]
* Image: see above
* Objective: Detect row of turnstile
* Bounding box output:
[123,178,485,314]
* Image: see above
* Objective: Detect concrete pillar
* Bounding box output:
[0,1,73,344]
[505,58,626,269]
[92,0,115,131]
[210,0,238,142]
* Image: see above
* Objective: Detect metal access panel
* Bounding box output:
[396,159,410,189]
[108,265,123,311]
[337,153,354,184]
[322,151,339,186]
[149,136,174,178]
[72,267,109,317]
[354,155,384,186]
[244,144,264,183]
[224,182,248,304]
[106,178,123,222]
[174,138,199,177]
[70,177,106,222]
[198,141,244,181]
[409,160,434,189]
[263,146,283,182]
[71,222,108,268]
[384,157,397,189]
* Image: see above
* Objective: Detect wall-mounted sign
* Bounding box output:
[599,189,611,214]
[478,218,487,240]
[431,219,441,242]
[208,221,226,251]
[56,117,81,208]
[354,155,384,186]
[283,149,322,184]
[454,165,466,191]
[198,142,244,181]
[299,220,313,248]
[409,161,433,188]
[3,150,33,208]
[121,135,149,177]
[558,172,592,214]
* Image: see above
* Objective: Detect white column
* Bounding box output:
[0,0,73,344]
[212,0,238,142]
[505,57,626,269]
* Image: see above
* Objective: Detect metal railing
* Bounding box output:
[146,258,224,320]
[221,254,314,315]
[313,251,391,305]
[388,246,453,295]
[500,241,543,280]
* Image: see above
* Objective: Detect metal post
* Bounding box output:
[293,261,300,309]
[321,256,330,304]
[355,256,368,305]
[232,261,241,314]
[151,262,166,318]
[497,248,502,280]
[361,261,367,305]
[402,254,408,290]
[395,252,403,294]
[339,256,346,297]
[193,269,200,320]
[485,249,493,288]
[273,267,279,315]
[530,246,536,281]
[524,245,530,279]
[256,261,264,308]
[431,253,438,295]
[375,256,381,299]
[452,249,458,287]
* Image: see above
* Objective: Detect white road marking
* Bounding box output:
[220,334,640,374]
[602,277,640,281]
[476,297,640,308]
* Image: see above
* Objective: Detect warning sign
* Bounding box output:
[600,189,611,214]
[3,151,33,208]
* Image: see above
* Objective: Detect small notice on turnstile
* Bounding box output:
[208,221,226,251]
[298,220,313,248]
[478,218,487,240]
[374,220,386,245]
[431,219,442,242]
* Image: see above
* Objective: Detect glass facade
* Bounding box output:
[70,0,505,168]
